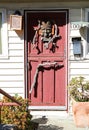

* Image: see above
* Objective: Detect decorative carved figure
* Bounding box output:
[32,20,60,51]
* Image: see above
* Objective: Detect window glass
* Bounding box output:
[87,12,89,53]
[0,13,2,54]
[0,9,8,59]
[85,9,89,56]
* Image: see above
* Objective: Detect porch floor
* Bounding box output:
[32,116,89,130]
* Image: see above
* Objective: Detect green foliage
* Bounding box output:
[68,76,89,102]
[1,96,32,130]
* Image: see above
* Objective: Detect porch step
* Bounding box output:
[0,124,18,130]
[32,116,88,130]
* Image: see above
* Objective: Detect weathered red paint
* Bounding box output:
[27,10,68,109]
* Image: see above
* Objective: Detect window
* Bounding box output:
[0,9,8,59]
[0,13,2,54]
[85,9,89,57]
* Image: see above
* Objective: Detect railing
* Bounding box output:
[0,88,22,123]
[0,88,22,106]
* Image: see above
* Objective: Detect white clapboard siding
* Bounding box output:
[9,50,24,56]
[0,11,24,97]
[69,8,89,81]
[0,75,23,81]
[1,88,24,94]
[0,57,24,63]
[70,69,89,75]
[8,30,24,37]
[9,44,24,50]
[0,69,24,75]
[9,37,24,44]
[70,62,89,69]
[0,82,24,87]
[0,63,24,68]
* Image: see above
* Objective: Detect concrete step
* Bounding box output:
[32,116,89,130]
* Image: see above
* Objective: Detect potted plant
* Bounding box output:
[68,76,89,127]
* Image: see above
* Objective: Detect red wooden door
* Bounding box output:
[26,10,68,110]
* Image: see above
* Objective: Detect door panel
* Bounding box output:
[26,10,68,109]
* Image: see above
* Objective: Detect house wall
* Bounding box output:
[0,2,89,104]
[69,8,89,80]
[0,9,24,98]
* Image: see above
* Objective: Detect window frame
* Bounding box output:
[85,8,89,58]
[0,9,8,59]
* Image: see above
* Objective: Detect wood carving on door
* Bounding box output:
[26,10,68,109]
[32,20,60,51]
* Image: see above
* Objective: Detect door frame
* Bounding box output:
[24,9,69,110]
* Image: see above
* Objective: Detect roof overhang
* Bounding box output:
[0,0,89,3]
